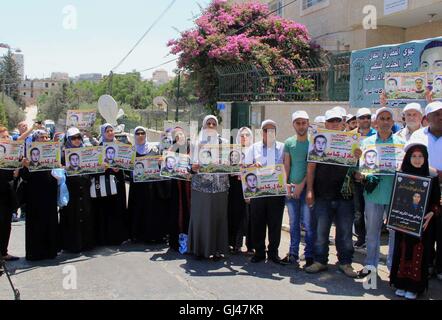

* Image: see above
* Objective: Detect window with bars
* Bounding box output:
[269,0,284,17]
[302,0,325,10]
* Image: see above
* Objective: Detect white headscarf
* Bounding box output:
[199,115,219,143]
[236,127,253,146]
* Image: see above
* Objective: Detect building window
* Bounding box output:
[23,92,26,96]
[302,0,325,10]
[269,0,284,17]
[45,83,49,88]
[52,83,55,86]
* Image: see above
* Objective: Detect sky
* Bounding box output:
[0,0,210,79]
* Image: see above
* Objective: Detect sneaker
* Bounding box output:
[305,262,328,274]
[395,289,406,297]
[437,273,442,281]
[339,264,358,278]
[405,291,417,300]
[281,254,300,265]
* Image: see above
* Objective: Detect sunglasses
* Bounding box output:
[135,132,146,136]
[358,116,371,120]
[71,135,82,141]
[206,122,217,127]
[326,119,342,123]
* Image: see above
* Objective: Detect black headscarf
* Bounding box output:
[400,145,429,177]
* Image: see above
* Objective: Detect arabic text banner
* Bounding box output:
[241,165,288,200]
[385,72,427,100]
[160,151,192,181]
[103,143,135,171]
[387,173,432,238]
[0,141,23,170]
[350,36,442,108]
[65,147,104,176]
[359,143,405,175]
[134,155,169,183]
[308,129,361,167]
[27,142,61,172]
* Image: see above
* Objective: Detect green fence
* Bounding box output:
[216,52,350,102]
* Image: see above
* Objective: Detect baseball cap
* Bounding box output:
[292,111,309,122]
[346,114,356,122]
[403,103,423,115]
[261,119,277,130]
[325,109,343,121]
[356,108,372,118]
[375,107,394,120]
[314,116,326,124]
[425,101,442,117]
[67,127,81,137]
[331,106,347,118]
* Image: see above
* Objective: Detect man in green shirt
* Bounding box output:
[357,107,406,278]
[282,111,315,266]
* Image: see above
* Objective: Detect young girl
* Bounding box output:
[390,142,440,300]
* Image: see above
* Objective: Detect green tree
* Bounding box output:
[0,100,8,126]
[2,95,25,130]
[0,50,23,107]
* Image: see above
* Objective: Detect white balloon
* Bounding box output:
[98,95,118,125]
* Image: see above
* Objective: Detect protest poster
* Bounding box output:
[66,110,97,130]
[240,165,288,200]
[160,151,192,181]
[350,36,442,108]
[432,73,442,99]
[65,146,104,176]
[0,140,23,170]
[197,144,242,174]
[385,72,427,100]
[307,129,361,167]
[103,142,135,171]
[359,143,405,175]
[387,172,432,238]
[27,142,61,172]
[133,155,168,183]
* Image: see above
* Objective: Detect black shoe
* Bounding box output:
[357,269,372,279]
[2,255,19,262]
[269,256,289,265]
[305,257,314,267]
[250,255,265,263]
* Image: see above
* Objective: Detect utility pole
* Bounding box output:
[175,70,181,123]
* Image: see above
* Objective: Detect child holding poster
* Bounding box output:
[390,142,440,300]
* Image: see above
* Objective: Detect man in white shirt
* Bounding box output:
[247,120,286,265]
[395,103,423,142]
[410,101,442,280]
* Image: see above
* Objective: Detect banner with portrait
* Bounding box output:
[387,173,433,238]
[197,144,242,174]
[359,143,405,175]
[308,129,361,167]
[65,147,104,176]
[160,151,192,181]
[66,110,97,130]
[102,143,135,171]
[134,155,168,183]
[0,141,23,170]
[385,72,428,100]
[432,73,442,99]
[27,142,61,172]
[350,36,442,108]
[240,165,288,200]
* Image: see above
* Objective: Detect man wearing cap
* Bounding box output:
[346,114,358,131]
[357,107,406,278]
[305,109,360,278]
[353,108,377,249]
[282,111,315,267]
[410,101,442,280]
[246,120,286,264]
[395,103,423,142]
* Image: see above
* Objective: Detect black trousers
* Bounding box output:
[250,196,285,258]
[0,207,13,257]
[353,182,366,242]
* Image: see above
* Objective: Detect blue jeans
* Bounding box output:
[313,198,355,265]
[285,191,315,258]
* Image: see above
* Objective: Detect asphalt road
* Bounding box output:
[2,217,442,300]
